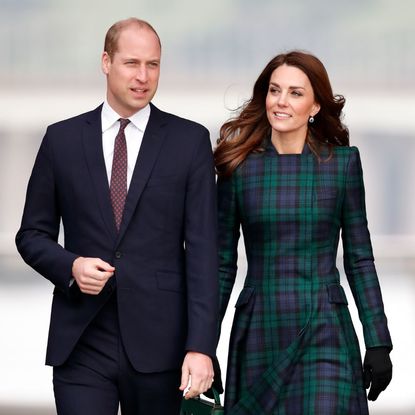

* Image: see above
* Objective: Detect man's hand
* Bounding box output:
[72,257,115,295]
[203,356,224,398]
[179,351,214,399]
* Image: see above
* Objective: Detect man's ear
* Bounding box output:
[101,52,111,75]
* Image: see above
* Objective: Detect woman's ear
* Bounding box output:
[312,102,321,117]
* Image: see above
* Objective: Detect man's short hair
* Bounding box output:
[104,18,161,60]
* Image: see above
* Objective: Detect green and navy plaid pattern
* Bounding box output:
[217,141,392,415]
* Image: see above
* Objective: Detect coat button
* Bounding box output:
[115,251,122,259]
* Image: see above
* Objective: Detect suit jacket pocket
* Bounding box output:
[146,175,180,188]
[156,271,185,293]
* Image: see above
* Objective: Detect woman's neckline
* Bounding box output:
[266,137,311,156]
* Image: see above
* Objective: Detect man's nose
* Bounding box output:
[135,65,148,82]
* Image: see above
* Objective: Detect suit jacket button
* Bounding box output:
[115,251,122,259]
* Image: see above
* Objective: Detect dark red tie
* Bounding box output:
[110,118,130,231]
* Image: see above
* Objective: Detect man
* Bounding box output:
[16,18,218,415]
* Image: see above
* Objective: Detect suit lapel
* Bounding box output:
[117,104,168,243]
[82,105,118,240]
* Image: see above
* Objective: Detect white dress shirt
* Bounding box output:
[101,100,151,189]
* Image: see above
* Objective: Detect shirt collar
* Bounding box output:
[101,100,151,133]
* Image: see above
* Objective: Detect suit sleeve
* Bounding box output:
[341,147,392,349]
[184,129,219,357]
[15,129,78,295]
[217,172,240,329]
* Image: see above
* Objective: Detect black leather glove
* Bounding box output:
[363,346,392,401]
[203,356,224,399]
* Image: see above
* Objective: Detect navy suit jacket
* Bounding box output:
[16,103,218,372]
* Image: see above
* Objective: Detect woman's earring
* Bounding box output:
[309,116,315,124]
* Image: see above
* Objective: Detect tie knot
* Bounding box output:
[119,118,130,131]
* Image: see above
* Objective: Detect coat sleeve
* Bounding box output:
[184,129,219,357]
[217,172,241,328]
[341,147,392,350]
[15,129,78,295]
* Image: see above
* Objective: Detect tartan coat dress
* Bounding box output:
[217,140,392,415]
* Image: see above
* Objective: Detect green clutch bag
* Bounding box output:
[180,388,224,415]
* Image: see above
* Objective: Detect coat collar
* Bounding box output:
[265,136,312,156]
[82,104,116,240]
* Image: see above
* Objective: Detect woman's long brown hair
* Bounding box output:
[214,51,349,177]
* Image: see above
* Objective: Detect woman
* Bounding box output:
[214,51,392,414]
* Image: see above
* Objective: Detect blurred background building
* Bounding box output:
[0,0,414,413]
